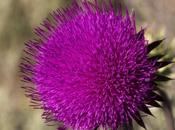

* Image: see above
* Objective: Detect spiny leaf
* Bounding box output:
[139,104,154,116]
[147,39,164,53]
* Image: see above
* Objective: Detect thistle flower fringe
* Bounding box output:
[20,0,172,130]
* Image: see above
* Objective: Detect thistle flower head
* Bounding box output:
[20,1,172,130]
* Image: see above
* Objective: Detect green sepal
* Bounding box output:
[155,74,171,82]
[146,100,161,108]
[149,92,164,102]
[148,54,164,60]
[130,111,146,129]
[147,39,165,53]
[138,104,154,116]
[156,61,173,68]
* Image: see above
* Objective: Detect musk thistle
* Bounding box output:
[20,0,173,130]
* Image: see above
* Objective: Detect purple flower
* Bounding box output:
[20,1,172,130]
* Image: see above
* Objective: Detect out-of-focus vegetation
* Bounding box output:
[0,0,174,130]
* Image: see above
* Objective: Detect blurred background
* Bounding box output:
[0,0,175,130]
